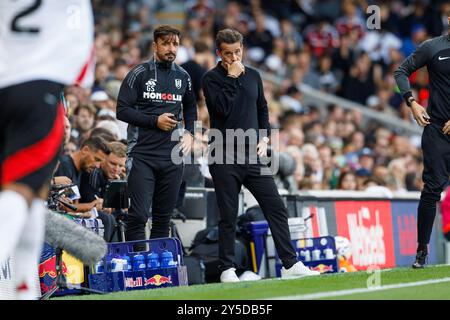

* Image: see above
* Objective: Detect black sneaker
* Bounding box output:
[412,250,428,269]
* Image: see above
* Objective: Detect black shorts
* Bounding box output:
[0,80,64,193]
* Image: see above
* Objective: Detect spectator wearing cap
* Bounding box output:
[95,119,122,141]
[355,148,374,190]
[401,23,428,58]
[91,90,111,111]
[357,147,374,174]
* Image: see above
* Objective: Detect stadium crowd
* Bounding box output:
[60,0,450,196]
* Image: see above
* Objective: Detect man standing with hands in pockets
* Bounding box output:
[202,29,319,282]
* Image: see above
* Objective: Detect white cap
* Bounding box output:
[91,90,109,102]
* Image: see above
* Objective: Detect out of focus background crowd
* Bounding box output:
[62,0,450,194]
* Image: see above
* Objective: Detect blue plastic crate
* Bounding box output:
[88,238,188,293]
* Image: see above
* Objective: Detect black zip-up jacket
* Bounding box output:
[116,60,197,159]
[201,62,270,146]
[394,34,450,126]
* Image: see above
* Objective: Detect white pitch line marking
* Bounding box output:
[270,277,450,300]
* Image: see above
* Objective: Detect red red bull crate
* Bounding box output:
[88,238,188,292]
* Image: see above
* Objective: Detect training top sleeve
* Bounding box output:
[394,39,431,102]
[181,73,197,135]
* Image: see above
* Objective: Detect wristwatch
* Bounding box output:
[262,137,269,144]
[406,96,416,107]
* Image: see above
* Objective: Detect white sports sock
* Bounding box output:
[0,191,28,262]
[14,199,46,300]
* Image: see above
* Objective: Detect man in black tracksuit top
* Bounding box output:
[394,12,450,268]
[202,29,319,282]
[116,26,197,248]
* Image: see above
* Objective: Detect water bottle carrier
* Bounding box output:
[88,238,188,292]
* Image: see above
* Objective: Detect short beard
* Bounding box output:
[156,52,175,63]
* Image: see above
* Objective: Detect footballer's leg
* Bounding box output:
[0,80,64,299]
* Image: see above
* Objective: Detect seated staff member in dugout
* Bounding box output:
[0,0,94,299]
[201,28,320,282]
[116,25,197,250]
[80,141,127,242]
[394,11,450,269]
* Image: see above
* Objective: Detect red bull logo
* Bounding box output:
[39,256,69,293]
[144,274,172,287]
[125,277,144,288]
[39,257,68,278]
[311,264,334,273]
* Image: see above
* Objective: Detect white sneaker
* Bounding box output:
[238,271,262,282]
[220,268,240,283]
[281,261,320,279]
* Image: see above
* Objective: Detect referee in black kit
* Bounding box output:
[116,26,197,249]
[394,12,450,268]
[202,29,319,282]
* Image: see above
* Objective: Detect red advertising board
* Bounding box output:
[335,201,396,270]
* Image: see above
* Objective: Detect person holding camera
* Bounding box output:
[116,26,197,249]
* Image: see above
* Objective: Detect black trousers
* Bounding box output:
[209,162,298,271]
[418,123,450,246]
[125,156,183,249]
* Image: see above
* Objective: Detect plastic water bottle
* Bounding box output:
[160,250,174,268]
[111,258,124,272]
[147,252,160,269]
[95,260,104,273]
[122,255,131,271]
[133,254,146,271]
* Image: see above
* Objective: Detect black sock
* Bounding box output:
[417,243,428,254]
